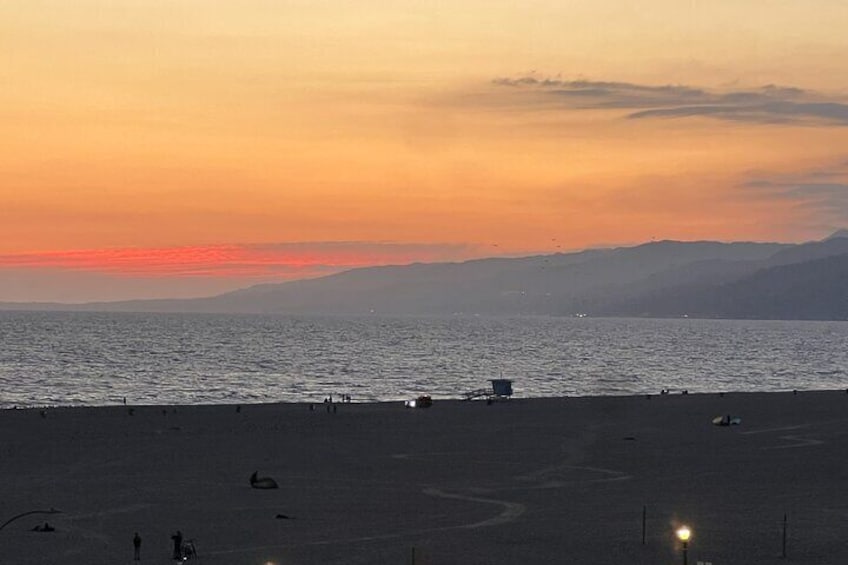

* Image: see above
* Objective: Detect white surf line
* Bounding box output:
[762,434,824,450]
[422,487,526,529]
[741,424,809,435]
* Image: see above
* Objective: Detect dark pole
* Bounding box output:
[641,505,646,545]
[782,513,787,558]
[682,540,688,565]
[411,546,415,565]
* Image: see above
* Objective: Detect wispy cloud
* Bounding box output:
[491,76,848,125]
[742,160,848,225]
[0,242,481,279]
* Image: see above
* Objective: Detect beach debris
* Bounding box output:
[275,513,295,520]
[404,395,433,408]
[31,522,55,532]
[250,471,279,489]
[712,415,742,426]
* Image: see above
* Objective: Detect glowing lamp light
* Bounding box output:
[676,525,692,565]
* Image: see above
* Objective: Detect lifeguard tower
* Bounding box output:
[490,379,513,398]
[463,379,514,401]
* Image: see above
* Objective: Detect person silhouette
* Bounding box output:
[171,530,183,560]
[133,532,141,561]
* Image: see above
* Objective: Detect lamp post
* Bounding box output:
[676,526,691,565]
[0,508,62,532]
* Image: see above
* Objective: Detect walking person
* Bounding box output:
[133,532,141,561]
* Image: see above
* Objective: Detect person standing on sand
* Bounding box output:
[171,530,183,560]
[133,532,141,561]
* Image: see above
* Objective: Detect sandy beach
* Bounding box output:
[2,391,847,564]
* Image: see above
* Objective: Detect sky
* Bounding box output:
[2,0,848,302]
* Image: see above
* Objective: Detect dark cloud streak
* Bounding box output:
[491,76,848,126]
[630,102,848,125]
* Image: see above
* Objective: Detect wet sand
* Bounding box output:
[1,391,847,564]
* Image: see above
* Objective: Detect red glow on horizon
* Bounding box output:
[0,242,481,279]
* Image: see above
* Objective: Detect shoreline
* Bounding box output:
[5,386,846,411]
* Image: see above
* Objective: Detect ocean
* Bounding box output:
[1,311,847,408]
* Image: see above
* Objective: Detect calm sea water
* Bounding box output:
[1,311,847,407]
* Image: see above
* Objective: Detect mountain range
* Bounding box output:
[3,231,848,320]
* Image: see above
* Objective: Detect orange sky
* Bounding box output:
[2,1,848,301]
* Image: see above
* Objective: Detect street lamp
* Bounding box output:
[676,526,691,565]
[0,508,62,532]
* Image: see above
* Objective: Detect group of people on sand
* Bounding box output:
[124,530,193,562]
[313,393,352,413]
[323,394,352,403]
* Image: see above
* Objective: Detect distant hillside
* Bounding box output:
[607,251,848,320]
[2,232,848,320]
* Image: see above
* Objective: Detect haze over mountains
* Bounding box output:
[4,232,848,320]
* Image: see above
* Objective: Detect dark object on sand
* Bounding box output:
[405,395,432,408]
[250,471,279,489]
[32,522,55,532]
[181,539,198,560]
[275,513,295,519]
[712,414,742,426]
